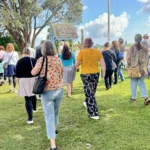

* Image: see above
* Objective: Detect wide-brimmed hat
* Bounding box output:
[84,38,94,47]
[143,34,149,38]
[135,34,142,42]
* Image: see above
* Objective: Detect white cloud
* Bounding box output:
[82,5,88,11]
[77,12,130,44]
[137,0,150,3]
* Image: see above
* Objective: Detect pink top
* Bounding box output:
[36,56,64,91]
[0,50,5,59]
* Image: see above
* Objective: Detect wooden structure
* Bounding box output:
[48,23,78,50]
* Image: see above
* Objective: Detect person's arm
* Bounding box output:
[99,57,106,78]
[75,50,82,69]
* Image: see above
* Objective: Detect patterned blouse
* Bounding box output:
[36,56,64,91]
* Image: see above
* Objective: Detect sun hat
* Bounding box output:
[134,34,142,42]
[84,38,94,48]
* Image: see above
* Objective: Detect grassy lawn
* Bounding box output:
[1,71,150,150]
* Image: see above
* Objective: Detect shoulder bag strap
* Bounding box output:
[7,52,14,64]
[105,51,114,61]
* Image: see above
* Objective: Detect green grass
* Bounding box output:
[1,71,150,150]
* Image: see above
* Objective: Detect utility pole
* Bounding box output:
[108,0,110,43]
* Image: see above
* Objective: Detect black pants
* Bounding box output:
[113,67,118,84]
[24,96,37,121]
[81,73,99,117]
[104,70,114,89]
[0,73,3,80]
[8,75,16,88]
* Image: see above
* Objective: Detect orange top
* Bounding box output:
[77,48,103,74]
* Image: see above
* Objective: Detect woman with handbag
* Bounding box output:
[59,42,76,97]
[31,40,64,150]
[75,38,106,120]
[102,42,117,90]
[16,47,37,124]
[127,34,150,104]
[3,43,19,92]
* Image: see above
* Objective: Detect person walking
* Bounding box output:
[127,34,150,104]
[35,40,45,60]
[31,40,64,150]
[16,47,37,124]
[3,43,19,92]
[59,42,76,97]
[0,46,5,80]
[102,42,117,90]
[75,38,106,120]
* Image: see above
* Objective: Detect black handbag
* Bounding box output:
[32,56,48,94]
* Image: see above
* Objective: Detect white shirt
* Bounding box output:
[4,51,19,65]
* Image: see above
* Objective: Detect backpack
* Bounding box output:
[117,51,124,60]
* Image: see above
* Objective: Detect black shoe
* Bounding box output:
[50,148,57,150]
[55,130,58,135]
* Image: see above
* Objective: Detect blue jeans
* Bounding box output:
[41,88,64,139]
[130,77,148,99]
[118,64,124,81]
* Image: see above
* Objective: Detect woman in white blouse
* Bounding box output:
[3,43,19,92]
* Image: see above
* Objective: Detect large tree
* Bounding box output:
[0,0,83,51]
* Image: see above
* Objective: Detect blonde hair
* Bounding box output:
[60,41,64,46]
[112,41,120,50]
[6,43,15,52]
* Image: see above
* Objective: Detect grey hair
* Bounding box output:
[22,47,31,55]
[41,40,57,56]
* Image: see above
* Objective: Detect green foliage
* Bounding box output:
[1,72,150,150]
[0,36,19,51]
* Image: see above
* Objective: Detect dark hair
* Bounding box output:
[104,42,110,48]
[0,45,5,51]
[136,42,142,51]
[62,44,72,60]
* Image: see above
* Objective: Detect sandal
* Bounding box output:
[144,97,150,105]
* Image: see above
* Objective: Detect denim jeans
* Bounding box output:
[118,64,124,81]
[130,77,148,99]
[41,88,64,139]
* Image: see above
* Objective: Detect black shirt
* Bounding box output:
[102,50,117,71]
[16,57,37,78]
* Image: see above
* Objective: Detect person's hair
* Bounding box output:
[40,40,45,44]
[104,42,110,48]
[62,43,72,60]
[60,41,64,46]
[41,40,57,56]
[136,42,142,51]
[22,47,31,55]
[6,43,15,52]
[112,41,120,50]
[0,45,5,51]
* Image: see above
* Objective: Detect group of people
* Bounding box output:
[0,33,150,150]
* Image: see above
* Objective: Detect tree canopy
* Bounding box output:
[0,0,83,51]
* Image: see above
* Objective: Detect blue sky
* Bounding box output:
[36,0,150,46]
[79,0,150,45]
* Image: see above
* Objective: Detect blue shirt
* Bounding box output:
[59,52,75,67]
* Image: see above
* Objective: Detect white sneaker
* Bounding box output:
[90,116,99,120]
[33,110,38,113]
[83,102,87,108]
[26,120,34,125]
